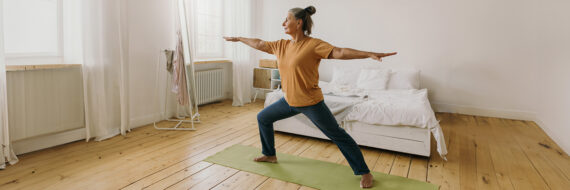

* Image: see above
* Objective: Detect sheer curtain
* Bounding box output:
[224,0,256,106]
[0,0,19,169]
[80,0,130,141]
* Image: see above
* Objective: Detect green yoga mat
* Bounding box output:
[204,145,438,190]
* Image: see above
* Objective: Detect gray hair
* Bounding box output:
[289,6,316,35]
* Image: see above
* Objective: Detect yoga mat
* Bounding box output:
[204,145,438,190]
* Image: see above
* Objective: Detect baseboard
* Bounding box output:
[533,119,570,155]
[129,109,206,130]
[130,112,162,129]
[431,102,537,121]
[13,128,86,155]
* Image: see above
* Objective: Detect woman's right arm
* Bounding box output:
[223,37,271,53]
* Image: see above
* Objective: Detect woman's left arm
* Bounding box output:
[328,47,397,62]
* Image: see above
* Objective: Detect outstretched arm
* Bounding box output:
[223,37,272,54]
[328,47,397,62]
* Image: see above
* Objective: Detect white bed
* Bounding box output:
[273,116,432,157]
[264,67,448,159]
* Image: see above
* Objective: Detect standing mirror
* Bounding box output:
[178,0,200,123]
[154,0,199,130]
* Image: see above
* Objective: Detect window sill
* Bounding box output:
[6,64,81,72]
[193,58,231,65]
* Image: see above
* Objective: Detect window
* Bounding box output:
[3,0,62,62]
[194,0,223,59]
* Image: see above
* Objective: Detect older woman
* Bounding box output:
[224,6,396,188]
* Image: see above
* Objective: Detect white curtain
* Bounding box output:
[224,0,256,106]
[80,0,130,141]
[0,0,19,169]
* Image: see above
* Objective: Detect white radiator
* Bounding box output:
[195,69,224,105]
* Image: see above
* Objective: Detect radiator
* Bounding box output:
[195,69,224,105]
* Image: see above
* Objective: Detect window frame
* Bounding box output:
[191,0,225,60]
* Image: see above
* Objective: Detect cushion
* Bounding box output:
[387,69,420,89]
[329,66,360,87]
[356,69,391,90]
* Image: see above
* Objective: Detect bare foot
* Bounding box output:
[253,155,278,163]
[360,173,374,188]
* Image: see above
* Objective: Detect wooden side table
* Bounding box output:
[253,67,280,102]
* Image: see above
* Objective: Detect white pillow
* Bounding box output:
[356,69,391,90]
[329,66,360,86]
[387,69,420,89]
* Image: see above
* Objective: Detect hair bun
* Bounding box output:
[304,6,316,15]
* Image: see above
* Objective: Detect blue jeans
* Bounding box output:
[257,97,370,175]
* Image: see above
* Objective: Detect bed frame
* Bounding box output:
[274,115,431,157]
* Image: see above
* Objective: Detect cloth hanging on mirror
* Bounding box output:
[171,31,189,106]
[165,50,174,73]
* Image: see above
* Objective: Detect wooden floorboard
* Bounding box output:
[0,100,568,190]
[408,156,428,182]
[458,115,477,190]
[473,117,501,190]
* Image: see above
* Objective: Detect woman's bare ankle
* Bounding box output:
[360,173,374,188]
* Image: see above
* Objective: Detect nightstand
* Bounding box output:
[253,67,280,102]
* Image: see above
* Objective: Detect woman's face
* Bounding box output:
[282,12,301,35]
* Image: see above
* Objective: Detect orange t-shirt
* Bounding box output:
[265,37,335,107]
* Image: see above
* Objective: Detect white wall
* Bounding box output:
[257,0,570,153]
[532,0,570,154]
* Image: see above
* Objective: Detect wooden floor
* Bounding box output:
[1,100,569,190]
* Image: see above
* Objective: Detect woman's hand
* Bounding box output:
[223,36,240,42]
[222,37,271,53]
[369,52,397,62]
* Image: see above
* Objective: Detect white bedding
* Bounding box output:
[264,81,448,160]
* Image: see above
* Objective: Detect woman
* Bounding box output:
[224,6,396,188]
